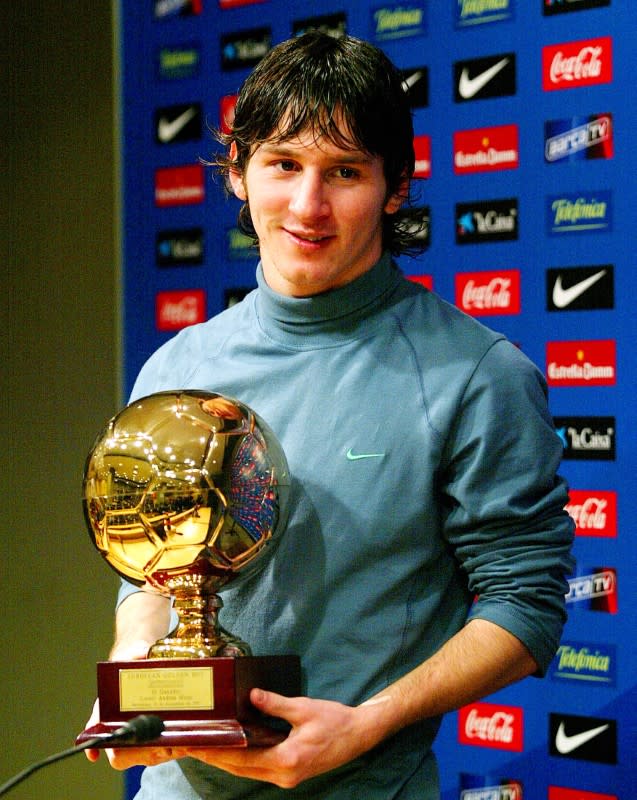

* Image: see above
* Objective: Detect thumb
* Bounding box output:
[250,688,296,719]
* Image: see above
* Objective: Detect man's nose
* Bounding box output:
[289,171,330,220]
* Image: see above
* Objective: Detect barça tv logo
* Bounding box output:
[545,114,613,163]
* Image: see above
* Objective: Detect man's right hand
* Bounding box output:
[84,591,176,767]
[85,693,186,768]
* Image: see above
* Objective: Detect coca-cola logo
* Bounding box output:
[456,270,521,316]
[458,702,524,751]
[543,37,613,91]
[156,289,206,331]
[219,94,237,135]
[407,274,433,291]
[219,0,265,7]
[566,490,617,537]
[549,784,617,800]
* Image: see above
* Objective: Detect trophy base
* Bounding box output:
[76,654,301,749]
[78,718,290,748]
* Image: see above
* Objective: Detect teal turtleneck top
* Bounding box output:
[121,252,574,800]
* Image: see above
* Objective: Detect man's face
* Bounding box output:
[229,127,404,297]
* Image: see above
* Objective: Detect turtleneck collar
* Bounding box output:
[254,251,402,347]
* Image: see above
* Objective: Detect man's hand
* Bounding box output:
[84,591,175,768]
[182,688,385,789]
[180,620,538,789]
[83,637,187,769]
[83,695,189,770]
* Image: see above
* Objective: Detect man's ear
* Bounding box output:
[384,174,410,215]
[228,142,247,201]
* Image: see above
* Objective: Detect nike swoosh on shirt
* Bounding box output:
[157,106,198,143]
[554,721,610,754]
[346,448,385,461]
[552,269,607,308]
[458,58,510,99]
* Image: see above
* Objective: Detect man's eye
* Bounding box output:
[278,161,296,172]
[337,167,357,179]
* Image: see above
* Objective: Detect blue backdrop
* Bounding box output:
[118,2,635,798]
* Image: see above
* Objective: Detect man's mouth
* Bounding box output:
[285,229,333,244]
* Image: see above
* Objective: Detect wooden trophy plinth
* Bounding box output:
[76,655,301,748]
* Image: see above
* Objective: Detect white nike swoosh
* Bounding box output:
[552,269,607,308]
[459,57,510,99]
[157,106,198,143]
[402,70,424,92]
[346,448,385,461]
[555,721,609,754]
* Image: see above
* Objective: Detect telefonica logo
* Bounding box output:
[156,45,201,81]
[549,640,616,686]
[455,0,515,28]
[226,227,256,260]
[546,190,612,235]
[372,4,427,40]
[292,12,348,39]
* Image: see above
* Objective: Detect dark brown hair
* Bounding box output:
[215,32,427,256]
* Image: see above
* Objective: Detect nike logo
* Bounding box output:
[459,57,510,99]
[554,721,610,754]
[157,106,198,143]
[552,269,607,308]
[402,70,424,92]
[346,448,385,461]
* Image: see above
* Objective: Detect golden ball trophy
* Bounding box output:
[76,390,300,748]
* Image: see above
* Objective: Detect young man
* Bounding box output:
[87,32,574,799]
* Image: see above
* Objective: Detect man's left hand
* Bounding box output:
[183,688,382,788]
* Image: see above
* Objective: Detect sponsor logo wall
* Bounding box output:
[118,2,635,798]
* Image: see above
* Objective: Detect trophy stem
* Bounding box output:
[148,591,251,659]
